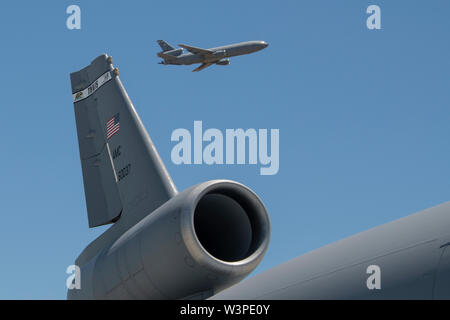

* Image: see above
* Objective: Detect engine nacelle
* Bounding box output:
[216,59,230,66]
[165,48,184,56]
[69,180,270,300]
[203,50,227,62]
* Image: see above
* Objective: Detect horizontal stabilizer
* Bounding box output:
[157,51,178,61]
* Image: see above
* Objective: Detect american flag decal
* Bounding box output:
[106,113,120,139]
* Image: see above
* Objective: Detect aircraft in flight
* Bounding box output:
[68,54,450,300]
[156,40,268,72]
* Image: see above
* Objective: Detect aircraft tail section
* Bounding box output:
[157,40,175,52]
[70,54,177,228]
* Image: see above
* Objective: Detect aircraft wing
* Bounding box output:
[210,201,450,300]
[192,63,213,72]
[178,44,214,56]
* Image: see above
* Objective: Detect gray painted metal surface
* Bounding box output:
[211,202,450,299]
[71,55,177,227]
[156,40,268,71]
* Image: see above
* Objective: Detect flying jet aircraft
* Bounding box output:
[68,54,450,300]
[156,40,268,72]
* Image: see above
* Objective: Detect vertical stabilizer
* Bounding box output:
[70,54,177,228]
[157,40,175,52]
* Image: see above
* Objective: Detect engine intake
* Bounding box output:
[194,193,252,262]
[216,59,230,66]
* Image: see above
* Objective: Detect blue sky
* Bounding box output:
[0,1,449,299]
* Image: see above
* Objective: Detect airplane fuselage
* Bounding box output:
[158,41,268,66]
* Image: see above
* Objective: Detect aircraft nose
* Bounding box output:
[260,41,269,48]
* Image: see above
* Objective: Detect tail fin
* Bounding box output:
[70,54,177,228]
[157,40,175,52]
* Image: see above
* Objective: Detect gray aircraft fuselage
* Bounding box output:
[158,41,268,65]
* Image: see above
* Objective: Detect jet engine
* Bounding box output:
[203,50,227,63]
[216,59,230,66]
[69,180,270,300]
[165,48,184,56]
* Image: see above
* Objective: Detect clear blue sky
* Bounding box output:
[0,1,449,299]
